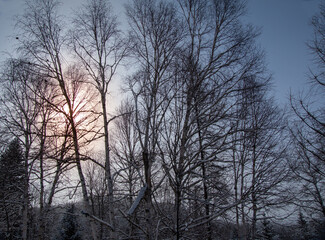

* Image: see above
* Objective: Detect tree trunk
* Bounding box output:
[143,151,152,240]
[101,94,116,238]
[251,140,257,240]
[38,153,45,240]
[232,145,240,233]
[71,116,98,240]
[38,121,46,240]
[240,159,247,240]
[175,183,181,240]
[22,133,30,240]
[195,102,212,240]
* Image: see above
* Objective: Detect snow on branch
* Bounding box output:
[127,184,147,215]
[81,210,115,231]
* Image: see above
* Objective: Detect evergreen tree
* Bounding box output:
[231,227,239,240]
[0,138,25,239]
[58,205,82,240]
[0,138,25,190]
[261,217,273,240]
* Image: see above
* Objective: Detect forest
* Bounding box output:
[0,0,324,239]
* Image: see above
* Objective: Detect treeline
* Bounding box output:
[0,0,324,239]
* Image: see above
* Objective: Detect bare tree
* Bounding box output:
[232,76,288,239]
[15,1,101,238]
[84,156,108,240]
[125,0,183,238]
[290,2,325,221]
[0,59,43,239]
[110,99,143,237]
[156,0,266,239]
[0,0,305,238]
[0,57,75,240]
[70,1,128,234]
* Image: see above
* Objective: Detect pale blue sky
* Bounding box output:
[0,0,321,103]
[247,0,320,103]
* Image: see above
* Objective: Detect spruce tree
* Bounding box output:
[261,217,273,240]
[0,138,25,191]
[0,138,25,239]
[58,204,82,240]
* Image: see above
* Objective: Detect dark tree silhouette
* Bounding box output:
[58,205,82,240]
[0,139,25,240]
[15,1,101,238]
[290,2,325,221]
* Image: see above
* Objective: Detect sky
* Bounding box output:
[246,0,321,103]
[0,0,321,104]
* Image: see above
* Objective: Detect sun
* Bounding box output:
[61,97,88,126]
[52,66,101,139]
